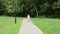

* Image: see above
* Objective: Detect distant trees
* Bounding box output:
[0,0,60,18]
[0,0,7,16]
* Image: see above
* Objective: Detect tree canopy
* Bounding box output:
[0,0,60,18]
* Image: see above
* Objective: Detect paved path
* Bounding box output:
[18,18,43,34]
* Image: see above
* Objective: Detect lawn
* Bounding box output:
[0,16,60,34]
[0,16,22,34]
[31,18,60,34]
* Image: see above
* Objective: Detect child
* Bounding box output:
[27,14,30,22]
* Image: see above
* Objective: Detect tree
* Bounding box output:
[0,0,7,16]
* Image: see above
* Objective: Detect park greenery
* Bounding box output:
[0,0,60,18]
[0,16,60,34]
[0,0,60,34]
[0,16,22,34]
[31,18,60,34]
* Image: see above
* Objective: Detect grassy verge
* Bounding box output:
[0,16,22,34]
[31,18,60,34]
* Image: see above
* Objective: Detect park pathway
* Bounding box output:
[18,17,43,34]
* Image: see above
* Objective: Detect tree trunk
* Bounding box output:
[14,0,17,24]
[35,6,38,18]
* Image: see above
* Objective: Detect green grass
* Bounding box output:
[0,16,22,34]
[0,16,60,34]
[31,18,60,34]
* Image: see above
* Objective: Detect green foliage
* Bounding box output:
[0,0,60,18]
[0,0,7,16]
